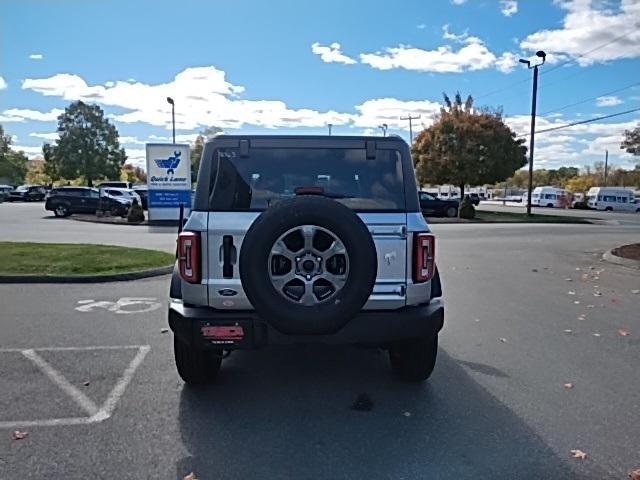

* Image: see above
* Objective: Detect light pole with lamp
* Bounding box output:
[379,123,388,136]
[519,50,546,216]
[166,97,176,144]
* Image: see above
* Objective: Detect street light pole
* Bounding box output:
[379,123,388,136]
[327,123,333,136]
[520,51,546,216]
[166,97,175,144]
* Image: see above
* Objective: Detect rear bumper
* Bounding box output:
[169,299,444,349]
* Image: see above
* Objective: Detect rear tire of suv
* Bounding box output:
[54,204,70,217]
[445,206,457,218]
[389,335,438,382]
[173,337,222,385]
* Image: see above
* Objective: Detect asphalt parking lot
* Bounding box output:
[1,202,639,479]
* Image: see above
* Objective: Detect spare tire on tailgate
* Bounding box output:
[239,195,377,335]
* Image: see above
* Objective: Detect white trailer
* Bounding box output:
[531,186,570,208]
[586,187,640,212]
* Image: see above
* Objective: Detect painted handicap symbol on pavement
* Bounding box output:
[75,297,162,314]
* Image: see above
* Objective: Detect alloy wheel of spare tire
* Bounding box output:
[239,195,377,335]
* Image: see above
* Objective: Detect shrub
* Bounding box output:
[459,195,476,219]
[127,199,145,223]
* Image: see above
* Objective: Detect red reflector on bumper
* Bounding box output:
[201,326,244,340]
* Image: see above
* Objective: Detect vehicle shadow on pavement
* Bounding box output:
[175,346,588,480]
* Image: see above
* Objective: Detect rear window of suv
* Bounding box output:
[208,147,405,211]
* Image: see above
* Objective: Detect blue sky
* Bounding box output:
[1,0,639,170]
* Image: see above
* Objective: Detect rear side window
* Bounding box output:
[208,147,405,211]
[59,189,83,197]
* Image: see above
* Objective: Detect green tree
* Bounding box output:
[42,143,62,183]
[26,159,52,185]
[621,125,640,156]
[120,164,147,183]
[0,125,28,184]
[413,93,527,200]
[191,126,222,182]
[52,101,126,187]
[565,174,598,193]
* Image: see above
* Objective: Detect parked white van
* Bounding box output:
[531,186,570,208]
[586,187,640,212]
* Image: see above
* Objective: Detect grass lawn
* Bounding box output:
[0,242,174,276]
[475,211,591,224]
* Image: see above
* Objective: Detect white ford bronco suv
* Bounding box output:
[169,135,444,384]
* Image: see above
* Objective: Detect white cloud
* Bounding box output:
[118,136,145,145]
[495,52,519,73]
[359,39,497,73]
[311,42,357,65]
[0,76,6,90]
[416,24,426,29]
[29,53,43,60]
[0,108,64,122]
[500,0,518,16]
[352,98,441,130]
[29,132,58,141]
[123,148,146,168]
[13,145,43,158]
[595,95,623,107]
[581,134,630,157]
[442,25,469,43]
[451,0,467,4]
[21,67,354,130]
[504,112,639,167]
[520,0,640,66]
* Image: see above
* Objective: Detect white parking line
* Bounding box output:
[90,345,149,422]
[0,345,150,429]
[22,349,99,417]
[0,345,145,353]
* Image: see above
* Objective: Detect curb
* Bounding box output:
[69,215,148,226]
[0,265,174,284]
[602,250,640,269]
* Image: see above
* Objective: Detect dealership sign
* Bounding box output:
[146,143,191,222]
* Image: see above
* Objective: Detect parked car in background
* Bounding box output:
[586,187,640,212]
[132,185,148,209]
[98,187,142,206]
[419,191,459,218]
[531,186,570,208]
[96,181,134,189]
[8,185,46,202]
[0,184,13,202]
[45,186,130,217]
[467,193,481,206]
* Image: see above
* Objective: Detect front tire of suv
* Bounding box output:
[389,335,438,382]
[174,337,222,385]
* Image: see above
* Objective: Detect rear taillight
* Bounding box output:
[178,231,201,283]
[413,233,435,283]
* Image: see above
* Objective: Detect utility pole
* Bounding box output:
[400,114,421,145]
[327,124,333,136]
[519,50,546,216]
[604,149,609,186]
